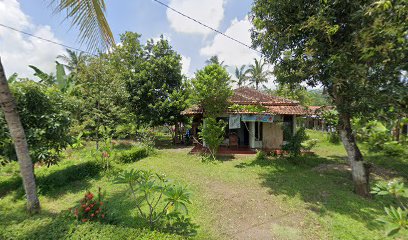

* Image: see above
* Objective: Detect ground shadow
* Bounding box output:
[254,156,385,231]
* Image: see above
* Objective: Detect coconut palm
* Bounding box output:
[247,58,270,90]
[0,0,114,213]
[234,65,248,87]
[57,49,88,73]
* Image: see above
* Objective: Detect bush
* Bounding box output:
[302,139,319,151]
[282,127,309,158]
[383,141,405,156]
[255,150,267,161]
[0,80,72,166]
[114,169,194,233]
[116,145,153,163]
[72,188,108,223]
[37,161,102,194]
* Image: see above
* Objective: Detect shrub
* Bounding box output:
[302,139,319,151]
[198,118,227,160]
[255,150,267,161]
[282,127,309,158]
[0,80,72,166]
[371,180,408,237]
[72,188,108,223]
[114,169,194,233]
[117,145,153,163]
[37,161,102,194]
[383,141,405,156]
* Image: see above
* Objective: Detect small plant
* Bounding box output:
[302,139,318,151]
[371,180,408,236]
[114,169,192,231]
[71,132,84,149]
[117,145,153,163]
[198,117,226,160]
[92,137,114,171]
[255,150,267,161]
[282,127,309,159]
[72,188,108,223]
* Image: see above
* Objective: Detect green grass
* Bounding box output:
[0,131,407,239]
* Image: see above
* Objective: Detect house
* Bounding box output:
[304,106,335,132]
[182,87,308,151]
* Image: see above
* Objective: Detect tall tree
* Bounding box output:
[251,0,407,196]
[111,33,188,131]
[190,64,233,118]
[247,58,270,90]
[0,0,114,213]
[234,65,248,87]
[57,49,88,73]
[205,55,227,68]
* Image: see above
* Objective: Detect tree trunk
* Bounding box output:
[338,111,370,197]
[0,58,40,213]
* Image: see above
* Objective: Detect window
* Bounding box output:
[255,122,263,141]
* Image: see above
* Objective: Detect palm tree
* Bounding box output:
[247,58,270,90]
[0,0,114,213]
[234,65,248,87]
[57,49,88,73]
[205,55,227,68]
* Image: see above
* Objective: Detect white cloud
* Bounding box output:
[180,55,191,77]
[200,16,260,67]
[0,0,65,78]
[167,0,225,35]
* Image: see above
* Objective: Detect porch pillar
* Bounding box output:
[248,122,255,149]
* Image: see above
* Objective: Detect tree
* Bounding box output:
[247,58,270,90]
[251,0,407,196]
[190,64,233,118]
[0,0,114,213]
[205,55,227,68]
[111,33,188,133]
[0,80,72,166]
[199,118,227,160]
[57,49,88,73]
[234,65,248,87]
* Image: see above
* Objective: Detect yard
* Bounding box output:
[0,130,407,239]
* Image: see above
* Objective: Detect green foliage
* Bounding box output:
[117,145,153,163]
[268,83,330,106]
[229,104,266,113]
[111,33,188,127]
[251,0,407,117]
[190,64,233,118]
[282,127,309,159]
[198,118,227,160]
[37,161,102,194]
[114,169,194,234]
[255,150,267,161]
[302,139,318,151]
[72,188,108,223]
[246,58,270,90]
[0,80,71,166]
[371,180,408,236]
[383,141,406,156]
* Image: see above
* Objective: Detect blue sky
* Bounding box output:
[0,0,263,80]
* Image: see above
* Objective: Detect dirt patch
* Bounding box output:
[203,181,316,240]
[313,163,398,180]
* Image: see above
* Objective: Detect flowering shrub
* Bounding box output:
[72,188,107,223]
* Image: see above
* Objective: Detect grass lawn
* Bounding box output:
[0,130,407,239]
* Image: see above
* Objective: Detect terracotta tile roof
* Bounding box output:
[307,106,335,115]
[231,87,299,106]
[182,87,308,116]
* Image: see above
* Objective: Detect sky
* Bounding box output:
[0,0,267,82]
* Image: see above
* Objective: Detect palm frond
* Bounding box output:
[50,0,115,52]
